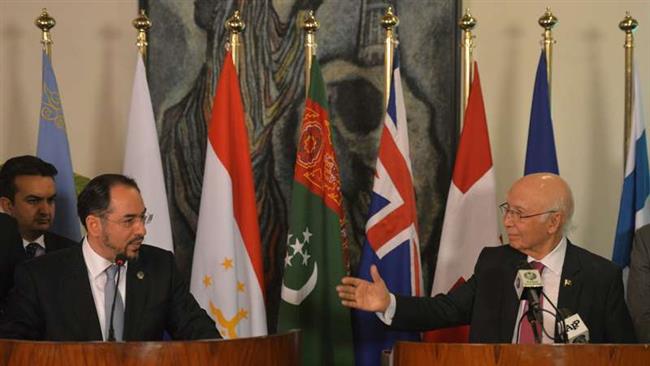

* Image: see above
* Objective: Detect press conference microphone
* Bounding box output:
[514,261,543,312]
[557,308,590,343]
[107,253,127,342]
[514,261,544,343]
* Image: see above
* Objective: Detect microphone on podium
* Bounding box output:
[108,253,127,342]
[557,308,590,343]
[514,261,544,343]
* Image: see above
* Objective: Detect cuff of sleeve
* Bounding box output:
[376,293,396,325]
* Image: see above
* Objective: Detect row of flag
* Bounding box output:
[36,35,647,366]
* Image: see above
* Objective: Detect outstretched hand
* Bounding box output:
[336,265,391,312]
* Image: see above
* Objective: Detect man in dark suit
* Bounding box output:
[0,174,220,341]
[337,173,636,343]
[0,213,22,316]
[628,224,650,342]
[0,156,77,313]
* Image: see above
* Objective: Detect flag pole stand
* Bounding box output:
[381,6,398,109]
[133,10,151,61]
[226,10,245,75]
[459,9,476,125]
[539,8,558,106]
[302,10,319,96]
[620,13,638,165]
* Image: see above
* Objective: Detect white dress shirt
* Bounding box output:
[379,238,568,345]
[81,237,127,340]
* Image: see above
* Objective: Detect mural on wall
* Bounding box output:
[147,0,459,330]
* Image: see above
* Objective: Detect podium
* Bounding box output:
[0,330,300,366]
[392,342,650,366]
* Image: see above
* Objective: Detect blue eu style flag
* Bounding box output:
[524,50,559,175]
[36,50,80,241]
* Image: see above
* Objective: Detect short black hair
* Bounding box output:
[77,174,140,229]
[0,155,58,201]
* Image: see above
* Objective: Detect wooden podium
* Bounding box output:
[392,342,650,366]
[0,330,300,366]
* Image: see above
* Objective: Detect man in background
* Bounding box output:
[0,155,77,313]
[628,224,650,342]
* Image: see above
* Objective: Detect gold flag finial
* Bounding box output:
[619,12,638,33]
[381,6,399,31]
[538,7,558,30]
[133,9,152,57]
[302,10,320,34]
[225,10,245,34]
[35,8,56,54]
[459,8,477,31]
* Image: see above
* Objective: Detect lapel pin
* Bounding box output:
[137,271,145,280]
[563,279,572,287]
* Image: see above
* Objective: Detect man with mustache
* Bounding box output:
[0,155,77,314]
[0,174,221,341]
[337,173,636,343]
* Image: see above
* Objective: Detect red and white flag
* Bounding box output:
[426,62,499,342]
[190,52,267,339]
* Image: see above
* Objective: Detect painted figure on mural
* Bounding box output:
[150,0,457,329]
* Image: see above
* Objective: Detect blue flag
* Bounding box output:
[613,67,650,267]
[524,50,559,174]
[353,54,422,366]
[36,50,80,241]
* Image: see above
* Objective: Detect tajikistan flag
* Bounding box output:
[190,51,267,339]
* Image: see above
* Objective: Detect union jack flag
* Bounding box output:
[352,54,423,366]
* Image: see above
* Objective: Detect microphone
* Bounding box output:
[107,253,127,342]
[514,261,544,343]
[557,308,590,343]
[514,261,543,311]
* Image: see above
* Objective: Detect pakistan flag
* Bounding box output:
[278,59,354,365]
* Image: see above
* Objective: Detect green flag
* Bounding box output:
[278,59,354,365]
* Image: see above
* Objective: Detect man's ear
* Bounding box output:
[0,196,14,215]
[85,215,102,237]
[547,212,563,235]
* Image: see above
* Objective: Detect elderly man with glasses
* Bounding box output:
[337,173,636,343]
[0,174,221,341]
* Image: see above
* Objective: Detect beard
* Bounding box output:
[101,231,144,262]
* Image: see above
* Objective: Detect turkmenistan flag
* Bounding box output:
[278,59,354,365]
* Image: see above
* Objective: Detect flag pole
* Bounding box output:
[620,12,638,166]
[459,9,477,127]
[538,8,558,105]
[381,6,399,108]
[302,10,319,96]
[35,8,55,57]
[226,10,245,75]
[132,9,151,61]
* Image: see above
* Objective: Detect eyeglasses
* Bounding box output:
[498,203,557,221]
[101,213,153,228]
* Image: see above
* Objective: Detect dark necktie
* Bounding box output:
[25,242,45,259]
[518,261,545,344]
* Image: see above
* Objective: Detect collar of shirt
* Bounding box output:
[22,234,45,250]
[82,237,128,280]
[527,236,567,276]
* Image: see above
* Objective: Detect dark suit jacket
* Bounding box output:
[0,218,77,315]
[392,242,636,343]
[0,244,221,341]
[628,224,650,342]
[0,213,22,315]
